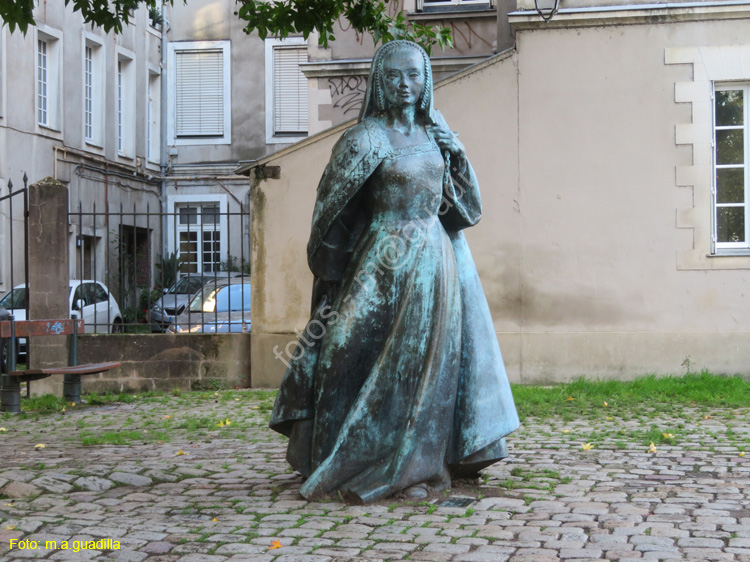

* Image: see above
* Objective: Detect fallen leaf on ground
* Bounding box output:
[740,451,746,457]
[5,525,16,530]
[602,401,608,407]
[566,396,575,401]
[581,442,594,450]
[606,417,613,421]
[560,429,571,433]
[212,517,218,522]
[648,442,657,453]
[703,414,711,419]
[34,443,46,449]
[0,428,7,432]
[176,449,187,456]
[216,421,225,427]
[662,433,674,439]
[268,540,283,550]
[225,419,231,426]
[163,415,172,419]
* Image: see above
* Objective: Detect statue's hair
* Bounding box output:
[359,40,433,121]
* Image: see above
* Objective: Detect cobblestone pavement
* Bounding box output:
[0,390,749,561]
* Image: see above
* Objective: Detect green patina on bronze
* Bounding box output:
[270,40,519,504]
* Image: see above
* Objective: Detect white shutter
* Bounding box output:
[175,49,224,137]
[273,46,308,135]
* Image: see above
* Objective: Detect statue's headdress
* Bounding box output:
[358,40,434,123]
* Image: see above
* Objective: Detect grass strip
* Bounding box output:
[511,371,750,420]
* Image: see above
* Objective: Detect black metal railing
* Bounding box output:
[0,174,30,398]
[69,203,251,335]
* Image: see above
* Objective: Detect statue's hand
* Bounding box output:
[314,278,339,308]
[427,125,465,158]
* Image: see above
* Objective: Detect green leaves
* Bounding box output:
[2,0,452,54]
[0,0,35,34]
[0,0,179,34]
[235,0,453,54]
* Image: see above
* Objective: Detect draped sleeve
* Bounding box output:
[430,110,483,231]
[307,120,387,281]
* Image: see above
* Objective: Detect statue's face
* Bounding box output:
[381,48,425,109]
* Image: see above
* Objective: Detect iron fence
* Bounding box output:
[0,177,251,369]
[69,202,251,335]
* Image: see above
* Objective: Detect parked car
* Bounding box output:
[0,280,124,361]
[168,276,251,333]
[150,272,242,333]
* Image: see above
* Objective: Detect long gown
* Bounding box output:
[270,116,519,504]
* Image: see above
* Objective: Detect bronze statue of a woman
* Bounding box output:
[270,40,519,503]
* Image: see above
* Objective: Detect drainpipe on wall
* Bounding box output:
[160,1,169,260]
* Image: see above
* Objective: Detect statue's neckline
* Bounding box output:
[372,118,435,151]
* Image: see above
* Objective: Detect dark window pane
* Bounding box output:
[93,284,108,303]
[716,90,744,127]
[716,129,744,165]
[202,205,219,224]
[179,207,198,225]
[73,285,85,304]
[716,168,745,204]
[188,277,205,292]
[717,206,745,243]
[0,288,27,310]
[173,277,192,293]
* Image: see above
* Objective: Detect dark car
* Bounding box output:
[167,276,251,334]
[150,273,241,333]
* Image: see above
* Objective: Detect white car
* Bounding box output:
[0,280,124,361]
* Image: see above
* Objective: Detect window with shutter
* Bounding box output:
[273,45,308,135]
[176,49,223,137]
[168,41,231,145]
[265,37,308,143]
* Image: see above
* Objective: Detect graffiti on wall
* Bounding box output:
[328,76,369,116]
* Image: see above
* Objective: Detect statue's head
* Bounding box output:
[360,40,433,121]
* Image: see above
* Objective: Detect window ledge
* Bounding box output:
[709,251,750,258]
[267,134,308,145]
[409,6,496,19]
[38,124,62,134]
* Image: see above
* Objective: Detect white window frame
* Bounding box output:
[166,195,228,274]
[35,25,62,132]
[712,83,750,254]
[418,0,492,8]
[265,37,308,144]
[167,40,231,146]
[116,47,136,158]
[0,26,6,119]
[82,32,105,147]
[147,64,161,164]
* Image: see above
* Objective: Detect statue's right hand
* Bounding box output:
[313,278,339,309]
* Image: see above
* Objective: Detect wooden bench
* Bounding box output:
[0,318,121,413]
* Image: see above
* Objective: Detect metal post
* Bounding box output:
[63,314,81,404]
[0,315,21,414]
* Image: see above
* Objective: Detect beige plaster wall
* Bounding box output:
[250,16,750,387]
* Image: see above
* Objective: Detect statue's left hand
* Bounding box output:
[427,125,466,158]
